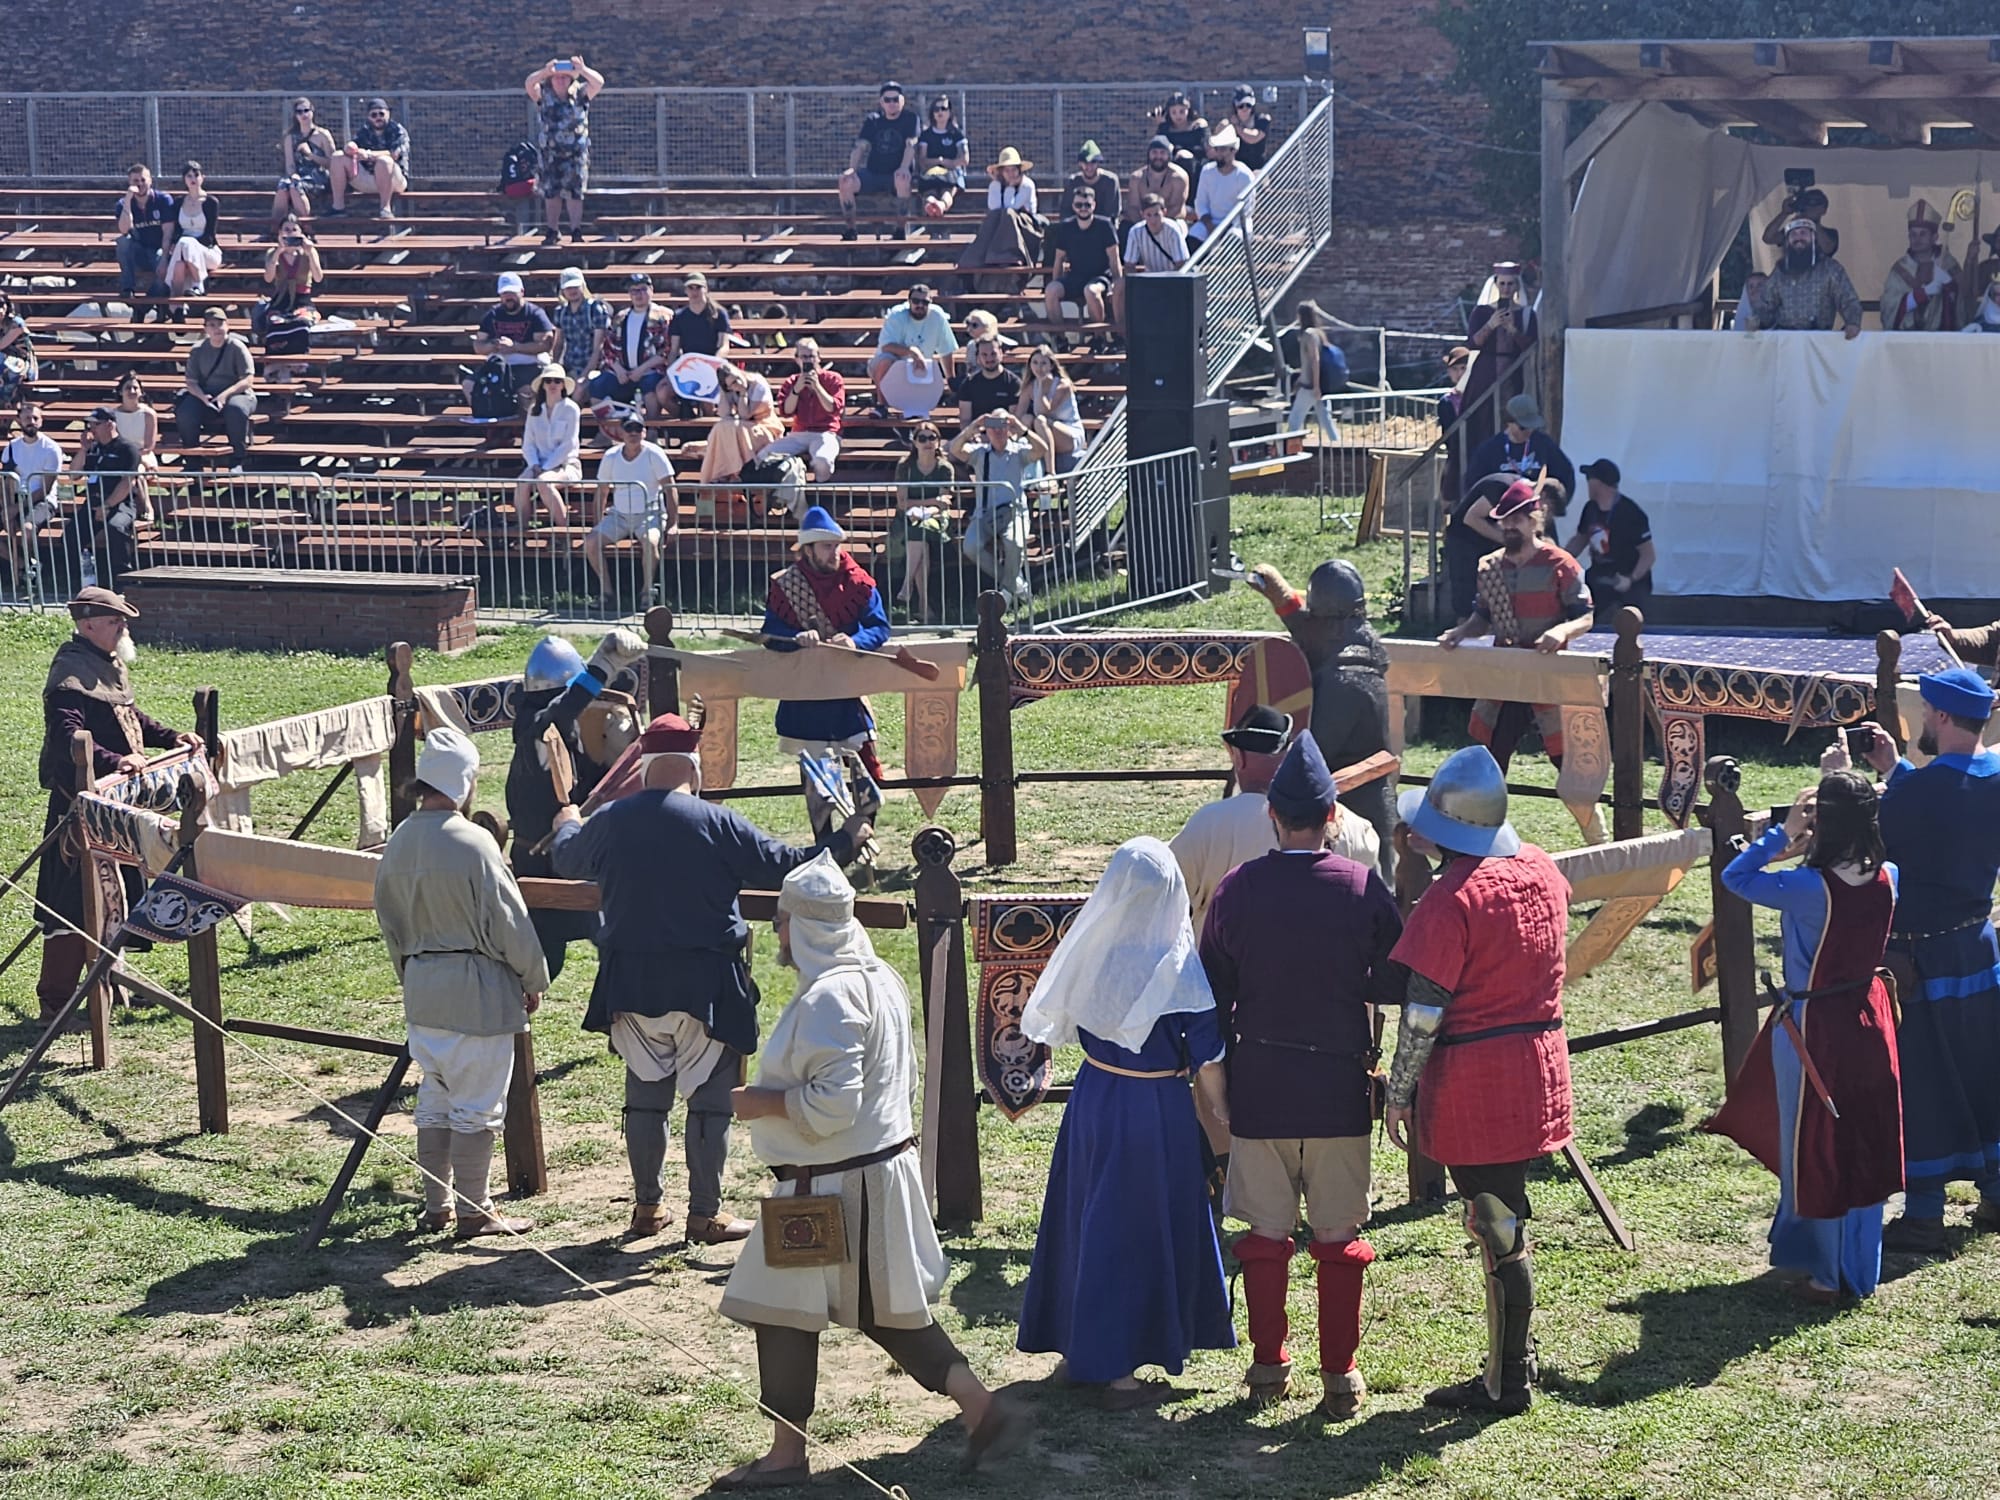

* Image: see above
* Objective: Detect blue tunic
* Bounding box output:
[1015,1010,1236,1382]
[1878,751,2000,1214]
[1721,828,1899,1294]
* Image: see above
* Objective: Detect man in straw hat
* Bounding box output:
[550,715,875,1243]
[1198,731,1404,1418]
[1438,480,1602,839]
[714,852,1029,1488]
[375,725,550,1237]
[33,586,198,1028]
[1382,744,1575,1415]
[1882,198,1961,332]
[1835,666,2000,1253]
[1748,215,1861,336]
[1189,123,1254,245]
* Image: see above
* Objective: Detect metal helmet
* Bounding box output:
[523,634,586,692]
[1396,745,1521,858]
[1306,559,1367,618]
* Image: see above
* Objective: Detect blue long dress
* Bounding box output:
[1720,827,1900,1295]
[1015,1009,1236,1382]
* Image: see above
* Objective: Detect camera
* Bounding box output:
[1783,167,1816,192]
[282,232,303,246]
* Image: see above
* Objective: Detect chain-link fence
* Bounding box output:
[0,83,1321,188]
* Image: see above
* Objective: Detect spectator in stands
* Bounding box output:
[698,360,781,483]
[526,55,604,245]
[548,267,611,384]
[263,215,323,309]
[838,82,918,242]
[81,407,142,585]
[1460,261,1536,454]
[1188,126,1253,246]
[868,284,957,411]
[1122,191,1189,279]
[161,163,223,321]
[962,308,1008,349]
[1563,458,1654,612]
[959,149,1043,293]
[175,309,257,473]
[1065,143,1119,224]
[1760,183,1838,261]
[986,147,1039,218]
[763,340,845,481]
[0,292,36,407]
[949,409,1050,609]
[1046,183,1122,340]
[110,374,160,523]
[954,335,1021,428]
[465,272,557,409]
[1223,86,1276,170]
[273,98,336,234]
[1464,393,1574,501]
[1881,199,1960,333]
[1287,301,1346,447]
[330,99,410,220]
[1014,343,1084,466]
[588,273,671,419]
[1966,270,2000,333]
[587,405,677,612]
[915,94,969,216]
[1,399,63,585]
[1436,344,1471,501]
[666,272,732,418]
[1751,217,1862,337]
[891,422,953,621]
[1126,137,1190,234]
[517,366,582,528]
[1150,92,1210,194]
[115,164,174,318]
[1733,271,1768,330]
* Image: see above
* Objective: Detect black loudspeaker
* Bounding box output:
[1126,399,1233,597]
[1125,273,1207,408]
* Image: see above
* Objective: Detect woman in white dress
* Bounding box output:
[110,373,161,522]
[162,162,224,320]
[516,367,582,527]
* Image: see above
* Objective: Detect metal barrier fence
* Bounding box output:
[0,83,1319,189]
[0,449,1209,633]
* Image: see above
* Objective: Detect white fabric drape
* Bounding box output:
[213,696,397,848]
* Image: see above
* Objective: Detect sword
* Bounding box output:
[1761,972,1839,1119]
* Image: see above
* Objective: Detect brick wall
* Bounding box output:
[125,572,477,654]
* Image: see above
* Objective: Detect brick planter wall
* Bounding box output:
[121,568,477,654]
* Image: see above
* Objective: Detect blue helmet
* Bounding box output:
[523,634,585,692]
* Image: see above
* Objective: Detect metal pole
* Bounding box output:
[657,91,669,187]
[1051,90,1065,180]
[144,96,162,173]
[744,89,757,178]
[784,93,797,184]
[25,97,39,181]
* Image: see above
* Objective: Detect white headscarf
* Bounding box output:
[1020,836,1216,1054]
[415,724,479,804]
[779,851,884,989]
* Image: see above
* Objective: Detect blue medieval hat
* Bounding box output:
[1267,729,1338,824]
[796,506,844,546]
[1919,665,1996,720]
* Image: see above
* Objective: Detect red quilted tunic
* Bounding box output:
[1390,843,1574,1165]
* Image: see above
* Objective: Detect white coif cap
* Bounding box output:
[778,850,855,924]
[416,725,481,805]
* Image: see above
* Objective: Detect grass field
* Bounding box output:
[2,497,1998,1499]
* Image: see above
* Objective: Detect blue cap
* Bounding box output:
[796,506,844,545]
[1919,665,1996,720]
[1267,729,1338,824]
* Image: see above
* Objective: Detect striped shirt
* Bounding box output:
[1473,539,1592,645]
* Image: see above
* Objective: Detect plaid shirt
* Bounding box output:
[549,294,611,378]
[353,118,409,170]
[1474,539,1592,646]
[1750,257,1863,331]
[598,309,671,374]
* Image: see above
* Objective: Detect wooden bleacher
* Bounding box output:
[0,181,1120,613]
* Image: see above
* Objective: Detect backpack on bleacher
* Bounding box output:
[740,452,807,518]
[466,355,518,419]
[498,141,540,199]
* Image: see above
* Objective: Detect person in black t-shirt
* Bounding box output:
[667,272,733,418]
[837,81,918,241]
[1563,458,1656,611]
[1045,185,1122,336]
[1222,87,1277,170]
[81,408,142,584]
[953,336,1021,428]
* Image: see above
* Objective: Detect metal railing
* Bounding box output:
[0,83,1319,190]
[1225,385,1452,527]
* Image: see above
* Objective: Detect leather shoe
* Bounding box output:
[686,1212,754,1245]
[455,1211,533,1239]
[628,1203,672,1237]
[1882,1215,1946,1254]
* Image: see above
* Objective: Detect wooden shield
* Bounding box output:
[1228,636,1314,740]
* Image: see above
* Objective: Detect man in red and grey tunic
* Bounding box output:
[1381,745,1573,1417]
[1437,480,1594,777]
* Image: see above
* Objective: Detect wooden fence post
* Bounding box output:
[385,642,416,828]
[183,694,229,1136]
[1700,755,1758,1081]
[645,605,679,719]
[974,592,1017,868]
[913,826,982,1227]
[71,732,111,1071]
[1610,606,1646,842]
[1874,630,1904,754]
[503,1034,549,1198]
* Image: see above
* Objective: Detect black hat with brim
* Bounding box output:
[1221,703,1291,755]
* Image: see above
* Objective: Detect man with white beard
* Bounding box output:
[713,853,1030,1489]
[34,587,199,1026]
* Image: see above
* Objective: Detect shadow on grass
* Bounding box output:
[1591,1102,1690,1171]
[1562,1270,1835,1406]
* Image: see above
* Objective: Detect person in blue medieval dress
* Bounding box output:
[1014,836,1235,1408]
[1708,768,1904,1299]
[1838,666,2000,1252]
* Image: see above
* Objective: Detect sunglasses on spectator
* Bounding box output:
[368,110,388,119]
[881,92,902,102]
[295,106,314,115]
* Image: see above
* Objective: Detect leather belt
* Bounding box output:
[1890,914,1989,941]
[770,1137,915,1187]
[1436,1018,1561,1047]
[1084,1055,1185,1080]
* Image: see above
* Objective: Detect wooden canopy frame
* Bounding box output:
[1534,35,2000,424]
